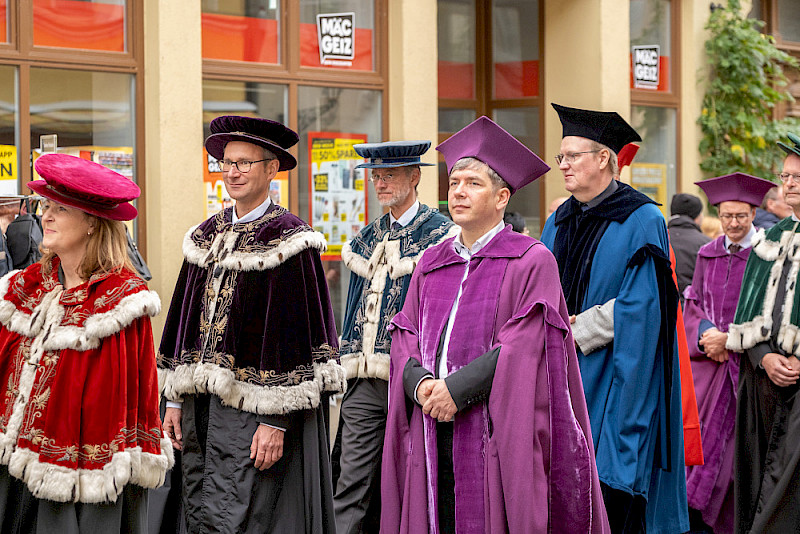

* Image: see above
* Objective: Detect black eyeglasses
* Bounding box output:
[221,158,273,173]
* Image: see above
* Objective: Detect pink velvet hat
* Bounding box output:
[30,154,140,221]
[695,172,776,207]
[435,116,550,194]
[204,115,298,171]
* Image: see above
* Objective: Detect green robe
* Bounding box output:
[727,216,800,533]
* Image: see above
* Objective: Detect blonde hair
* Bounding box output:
[41,216,136,281]
[701,215,723,240]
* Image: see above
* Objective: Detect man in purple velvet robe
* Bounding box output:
[381,116,608,534]
[683,172,775,533]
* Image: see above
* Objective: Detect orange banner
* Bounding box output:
[33,0,124,52]
[202,13,279,63]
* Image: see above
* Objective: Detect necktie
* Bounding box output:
[391,222,401,231]
[729,243,741,254]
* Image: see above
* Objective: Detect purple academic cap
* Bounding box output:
[435,116,550,194]
[695,172,776,207]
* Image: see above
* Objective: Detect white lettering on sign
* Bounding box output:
[632,45,660,89]
[317,13,355,65]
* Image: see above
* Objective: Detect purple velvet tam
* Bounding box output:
[354,140,435,169]
[205,115,299,171]
[435,116,550,194]
[552,103,642,154]
[31,153,140,221]
[695,172,776,207]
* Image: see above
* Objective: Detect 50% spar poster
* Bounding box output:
[308,132,368,260]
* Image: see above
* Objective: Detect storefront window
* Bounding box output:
[0,65,16,195]
[438,0,476,100]
[630,0,671,92]
[299,0,374,70]
[629,105,677,218]
[778,0,800,43]
[297,85,381,328]
[33,0,126,52]
[29,68,135,181]
[494,107,540,233]
[202,0,280,63]
[202,80,287,218]
[438,108,475,134]
[492,0,539,99]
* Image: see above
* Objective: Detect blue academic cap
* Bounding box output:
[354,141,435,169]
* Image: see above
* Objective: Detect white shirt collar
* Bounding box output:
[793,212,800,222]
[453,219,506,258]
[232,196,272,224]
[389,200,420,228]
[724,224,756,252]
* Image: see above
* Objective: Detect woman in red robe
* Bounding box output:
[0,154,172,533]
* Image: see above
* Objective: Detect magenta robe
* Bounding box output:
[682,235,749,533]
[381,227,608,533]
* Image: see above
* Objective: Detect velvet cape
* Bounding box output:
[0,259,171,505]
[682,235,749,532]
[726,217,800,532]
[158,203,346,416]
[542,201,689,534]
[339,203,456,381]
[381,228,608,534]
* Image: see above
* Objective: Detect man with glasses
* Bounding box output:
[158,115,345,533]
[681,172,774,533]
[332,141,455,533]
[727,133,800,532]
[541,104,688,534]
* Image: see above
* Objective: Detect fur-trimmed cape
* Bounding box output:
[0,259,171,504]
[339,204,456,380]
[158,203,346,415]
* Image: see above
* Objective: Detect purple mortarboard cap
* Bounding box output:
[435,116,550,194]
[205,115,299,171]
[695,172,776,207]
[552,103,642,154]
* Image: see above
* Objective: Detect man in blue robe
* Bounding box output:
[332,140,455,533]
[541,104,688,534]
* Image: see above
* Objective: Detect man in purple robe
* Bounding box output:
[683,172,775,533]
[380,116,608,534]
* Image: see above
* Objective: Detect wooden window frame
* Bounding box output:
[630,0,682,192]
[437,0,546,217]
[758,0,800,53]
[202,0,389,216]
[0,0,146,255]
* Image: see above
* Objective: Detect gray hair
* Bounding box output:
[263,147,277,161]
[451,157,510,192]
[588,141,619,177]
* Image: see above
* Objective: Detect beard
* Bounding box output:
[378,182,412,208]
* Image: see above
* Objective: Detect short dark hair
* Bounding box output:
[503,211,526,233]
[762,186,779,209]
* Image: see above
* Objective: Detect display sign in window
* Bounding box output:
[307,132,368,260]
[33,0,126,52]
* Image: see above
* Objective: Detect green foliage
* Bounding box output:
[698,0,799,181]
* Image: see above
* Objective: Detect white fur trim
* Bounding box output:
[159,359,347,414]
[6,437,173,504]
[728,228,800,354]
[183,225,327,272]
[339,351,390,381]
[343,225,459,281]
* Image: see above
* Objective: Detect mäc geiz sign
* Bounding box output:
[632,45,660,89]
[317,13,355,66]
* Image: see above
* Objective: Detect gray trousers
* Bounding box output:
[333,378,388,534]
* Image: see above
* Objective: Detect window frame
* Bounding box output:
[201,0,389,216]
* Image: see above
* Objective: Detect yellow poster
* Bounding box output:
[0,145,16,195]
[308,132,368,260]
[630,163,668,218]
